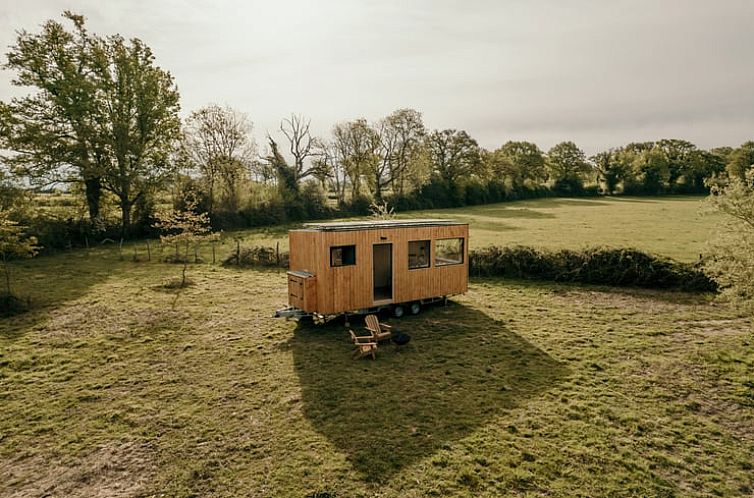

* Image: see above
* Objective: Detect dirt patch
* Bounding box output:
[0,441,156,498]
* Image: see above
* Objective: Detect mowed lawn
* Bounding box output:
[1,249,752,497]
[230,196,718,262]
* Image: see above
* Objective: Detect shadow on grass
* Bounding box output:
[290,302,566,482]
[0,251,121,338]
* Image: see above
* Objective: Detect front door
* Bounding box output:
[373,243,393,302]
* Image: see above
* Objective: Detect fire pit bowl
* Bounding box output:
[392,332,411,346]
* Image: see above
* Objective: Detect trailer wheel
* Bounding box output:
[410,302,421,315]
[393,305,405,318]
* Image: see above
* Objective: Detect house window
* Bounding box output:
[408,240,430,269]
[330,245,356,267]
[435,238,464,266]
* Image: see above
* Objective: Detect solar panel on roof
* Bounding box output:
[302,218,464,231]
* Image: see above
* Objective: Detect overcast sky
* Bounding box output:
[1,0,752,154]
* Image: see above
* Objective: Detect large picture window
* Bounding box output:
[435,238,464,266]
[330,245,356,267]
[408,240,430,269]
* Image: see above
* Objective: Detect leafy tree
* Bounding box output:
[495,141,546,187]
[655,139,697,187]
[376,108,426,197]
[546,141,590,192]
[1,12,180,234]
[684,149,726,192]
[331,119,380,198]
[591,150,625,194]
[726,141,754,180]
[704,168,754,311]
[90,33,181,234]
[426,129,482,184]
[0,211,38,298]
[1,12,105,222]
[181,105,255,215]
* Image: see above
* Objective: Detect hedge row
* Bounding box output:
[221,243,716,292]
[469,245,715,292]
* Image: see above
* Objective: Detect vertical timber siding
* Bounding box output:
[288,224,468,315]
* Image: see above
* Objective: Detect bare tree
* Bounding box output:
[279,114,316,184]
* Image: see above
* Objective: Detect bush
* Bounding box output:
[469,245,716,292]
[223,245,289,268]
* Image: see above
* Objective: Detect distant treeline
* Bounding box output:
[1,13,753,252]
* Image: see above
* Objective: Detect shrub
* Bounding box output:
[469,245,716,292]
[223,245,289,268]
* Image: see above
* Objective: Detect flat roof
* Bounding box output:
[300,218,465,232]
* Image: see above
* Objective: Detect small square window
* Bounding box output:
[408,240,430,269]
[330,245,356,267]
[435,238,464,266]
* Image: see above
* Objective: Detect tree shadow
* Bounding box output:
[0,250,124,339]
[289,302,566,482]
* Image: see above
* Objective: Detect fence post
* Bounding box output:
[276,241,280,267]
[133,246,138,262]
[146,240,151,262]
[211,240,216,264]
[236,240,241,266]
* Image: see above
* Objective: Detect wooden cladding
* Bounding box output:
[288,224,469,315]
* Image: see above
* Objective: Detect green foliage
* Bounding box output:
[726,141,754,181]
[470,245,715,291]
[1,11,180,232]
[0,211,39,299]
[180,105,255,216]
[222,245,288,267]
[427,129,482,185]
[493,141,547,187]
[704,169,754,311]
[546,142,590,193]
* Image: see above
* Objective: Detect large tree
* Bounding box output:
[0,12,180,233]
[1,12,105,221]
[546,141,590,191]
[331,119,380,198]
[91,34,180,232]
[494,141,547,187]
[426,129,481,185]
[727,141,754,181]
[591,149,626,194]
[181,105,254,215]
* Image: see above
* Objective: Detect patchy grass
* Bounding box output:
[1,252,752,497]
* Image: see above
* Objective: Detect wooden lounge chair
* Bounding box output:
[349,330,377,360]
[365,314,392,343]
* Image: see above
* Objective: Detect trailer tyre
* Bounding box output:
[410,302,421,315]
[393,305,405,318]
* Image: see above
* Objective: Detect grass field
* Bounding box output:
[1,244,752,496]
[224,196,718,262]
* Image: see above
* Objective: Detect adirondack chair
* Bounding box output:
[349,330,377,360]
[365,314,392,343]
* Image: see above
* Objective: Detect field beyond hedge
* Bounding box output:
[1,247,752,497]
[230,195,718,263]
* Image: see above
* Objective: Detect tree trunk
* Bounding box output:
[2,252,11,296]
[120,199,131,236]
[84,177,102,223]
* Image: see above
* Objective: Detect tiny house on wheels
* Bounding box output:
[276,219,469,320]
